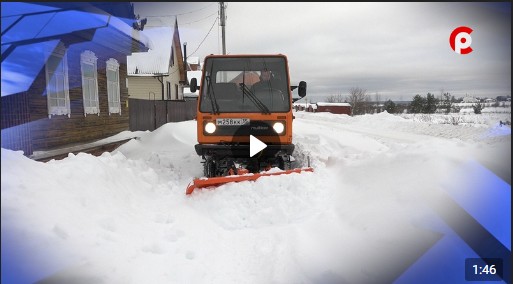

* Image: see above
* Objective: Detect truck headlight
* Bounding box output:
[273,122,284,134]
[205,122,216,134]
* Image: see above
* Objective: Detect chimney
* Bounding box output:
[183,42,187,71]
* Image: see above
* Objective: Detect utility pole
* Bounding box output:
[219,2,226,55]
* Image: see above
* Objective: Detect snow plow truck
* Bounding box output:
[186,54,313,195]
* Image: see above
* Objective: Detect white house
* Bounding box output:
[462,96,479,103]
[127,19,187,101]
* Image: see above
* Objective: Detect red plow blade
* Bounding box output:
[186,167,314,195]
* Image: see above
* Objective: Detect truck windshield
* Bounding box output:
[199,57,290,113]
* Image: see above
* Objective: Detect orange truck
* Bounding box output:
[186,54,313,194]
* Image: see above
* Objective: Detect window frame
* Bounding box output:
[166,81,171,100]
[45,45,71,118]
[106,58,121,115]
[80,50,100,116]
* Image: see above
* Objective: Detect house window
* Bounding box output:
[80,50,99,116]
[175,84,178,100]
[106,58,121,115]
[166,82,171,100]
[45,47,70,118]
[171,47,174,67]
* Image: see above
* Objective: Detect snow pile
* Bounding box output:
[2,111,510,283]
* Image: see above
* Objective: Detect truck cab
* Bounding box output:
[190,54,306,177]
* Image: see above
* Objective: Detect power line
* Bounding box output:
[164,17,218,76]
[142,3,216,18]
[187,16,218,58]
[137,3,220,59]
[144,11,217,27]
[180,11,218,25]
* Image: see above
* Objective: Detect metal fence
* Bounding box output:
[129,99,197,131]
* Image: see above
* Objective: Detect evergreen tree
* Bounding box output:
[473,101,483,114]
[383,99,396,113]
[409,94,425,113]
[424,93,438,113]
[440,92,453,114]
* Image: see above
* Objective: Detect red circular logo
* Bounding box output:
[450,26,473,54]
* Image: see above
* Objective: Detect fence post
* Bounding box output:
[149,92,156,130]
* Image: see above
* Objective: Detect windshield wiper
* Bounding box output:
[205,75,220,114]
[240,83,270,114]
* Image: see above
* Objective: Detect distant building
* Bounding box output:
[292,101,352,115]
[186,56,201,71]
[293,102,315,112]
[496,95,511,102]
[316,102,352,115]
[462,96,478,103]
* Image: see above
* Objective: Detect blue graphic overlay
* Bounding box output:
[395,160,511,284]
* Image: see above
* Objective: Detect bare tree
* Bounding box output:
[439,89,453,114]
[346,87,367,115]
[364,94,373,114]
[326,93,345,103]
[374,92,381,105]
[374,92,382,113]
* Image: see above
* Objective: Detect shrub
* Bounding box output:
[473,102,483,114]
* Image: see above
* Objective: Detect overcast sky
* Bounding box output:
[134,2,511,101]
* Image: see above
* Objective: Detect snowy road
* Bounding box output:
[2,111,511,284]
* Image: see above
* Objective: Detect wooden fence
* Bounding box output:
[129,99,197,131]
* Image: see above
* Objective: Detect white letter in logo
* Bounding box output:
[455,32,472,54]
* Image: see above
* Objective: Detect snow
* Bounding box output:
[127,27,173,75]
[315,102,351,107]
[1,111,511,283]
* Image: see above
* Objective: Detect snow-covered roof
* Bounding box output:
[127,26,173,76]
[293,102,318,109]
[187,56,199,65]
[316,102,351,107]
[462,97,478,103]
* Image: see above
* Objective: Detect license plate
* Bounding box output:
[216,118,250,126]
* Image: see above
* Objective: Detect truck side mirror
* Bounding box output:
[190,78,198,93]
[298,81,307,98]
